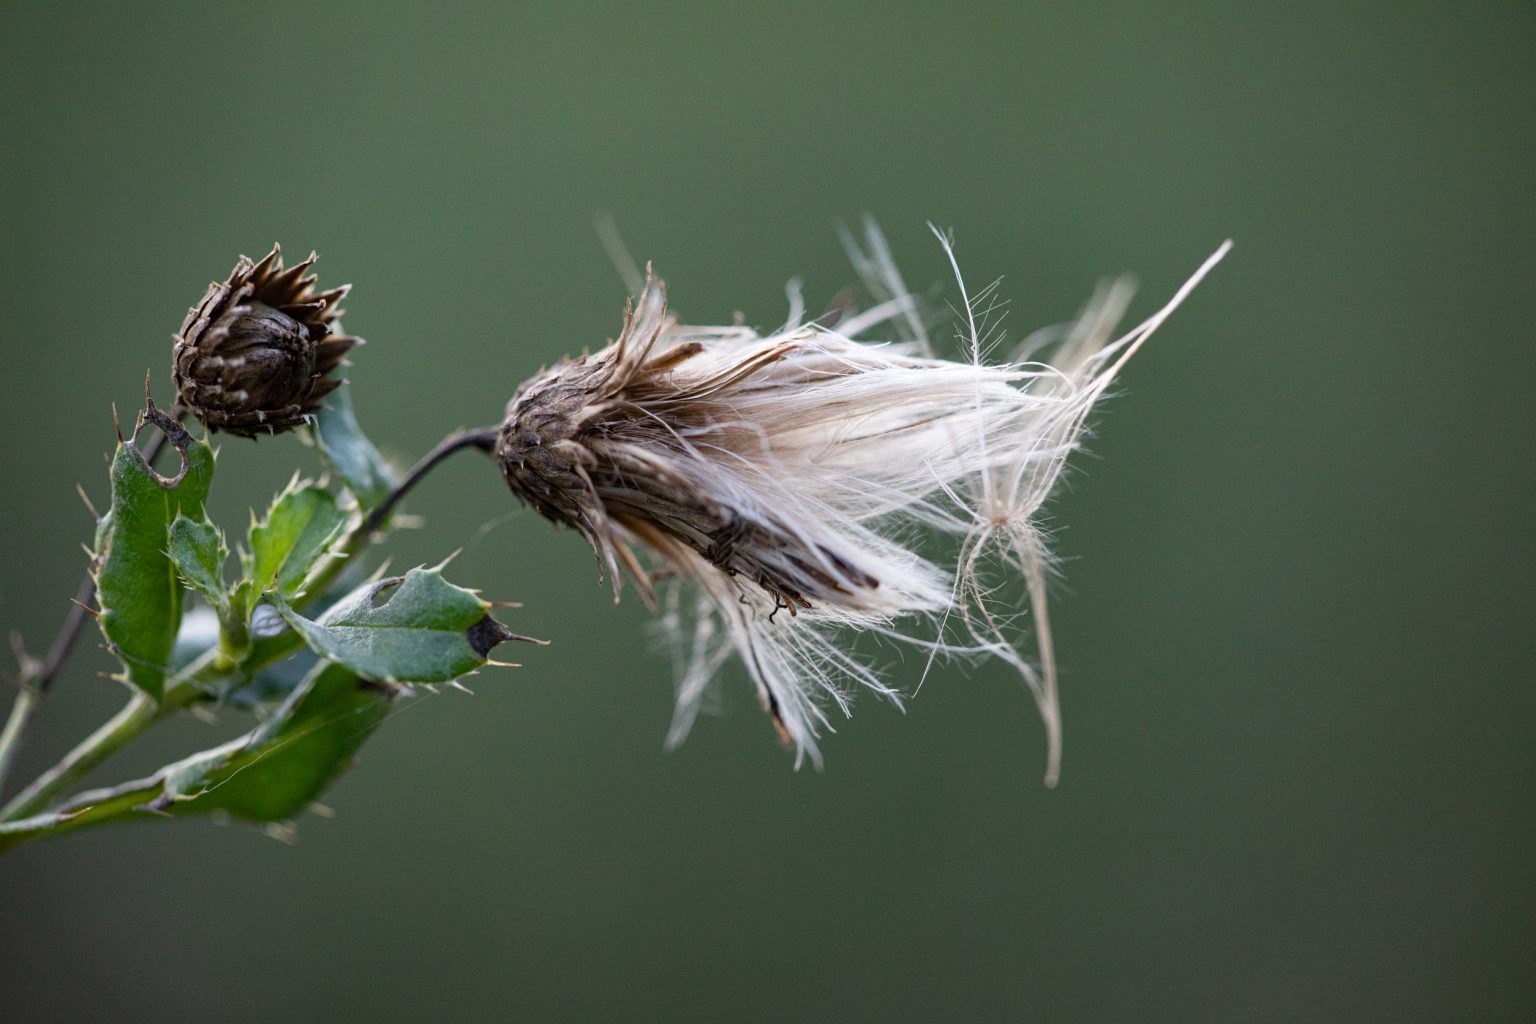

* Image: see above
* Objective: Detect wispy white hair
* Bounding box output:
[497,222,1230,783]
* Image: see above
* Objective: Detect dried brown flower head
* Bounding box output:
[497,224,1230,780]
[173,245,360,437]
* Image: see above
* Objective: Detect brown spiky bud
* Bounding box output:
[173,244,360,437]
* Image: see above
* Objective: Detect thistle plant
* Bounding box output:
[0,246,530,852]
[0,226,1227,852]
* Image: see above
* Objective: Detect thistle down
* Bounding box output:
[497,224,1230,784]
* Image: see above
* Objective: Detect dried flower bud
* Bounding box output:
[173,244,360,437]
[498,224,1229,780]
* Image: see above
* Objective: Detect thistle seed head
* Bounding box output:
[497,223,1230,781]
[497,290,880,617]
[173,244,360,437]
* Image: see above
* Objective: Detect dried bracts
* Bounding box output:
[174,245,359,437]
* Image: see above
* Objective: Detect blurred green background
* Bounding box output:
[2,3,1531,1020]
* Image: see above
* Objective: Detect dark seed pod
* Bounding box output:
[494,279,872,617]
[495,355,608,537]
[173,244,360,437]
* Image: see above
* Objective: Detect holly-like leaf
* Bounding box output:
[272,566,518,683]
[312,382,395,509]
[165,660,394,821]
[168,514,228,616]
[29,661,399,835]
[245,475,349,602]
[94,405,215,699]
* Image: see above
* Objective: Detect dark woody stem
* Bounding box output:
[358,426,500,539]
[296,425,499,610]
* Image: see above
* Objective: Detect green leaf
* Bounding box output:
[169,661,394,821]
[0,807,79,840]
[272,566,517,683]
[94,445,176,698]
[245,475,350,602]
[38,661,398,832]
[312,382,395,509]
[168,514,228,616]
[94,405,216,699]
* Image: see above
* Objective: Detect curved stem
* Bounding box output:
[359,426,499,539]
[294,426,499,606]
